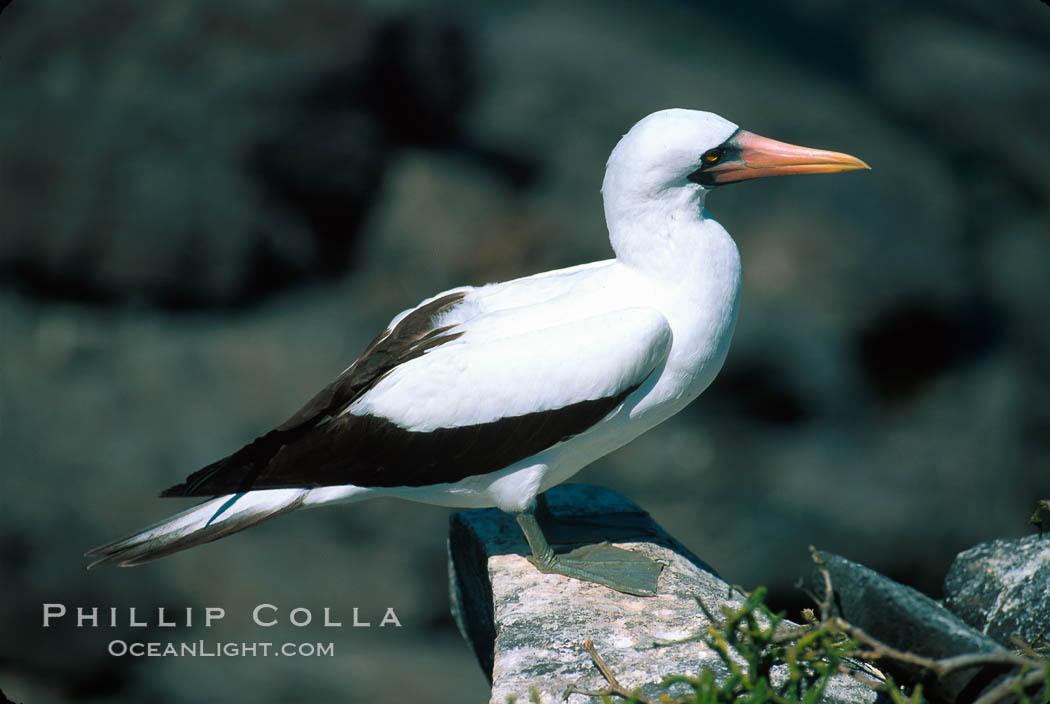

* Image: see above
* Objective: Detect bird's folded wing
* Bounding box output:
[163,306,671,496]
[351,306,671,430]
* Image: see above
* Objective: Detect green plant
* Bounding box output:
[567,552,1049,704]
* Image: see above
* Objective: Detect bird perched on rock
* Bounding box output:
[88,109,867,596]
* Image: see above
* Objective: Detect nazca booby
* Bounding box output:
[87,109,868,595]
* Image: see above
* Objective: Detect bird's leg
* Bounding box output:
[514,505,663,597]
[515,505,558,565]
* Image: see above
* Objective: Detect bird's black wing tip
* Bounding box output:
[159,483,189,498]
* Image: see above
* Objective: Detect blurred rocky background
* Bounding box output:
[1,0,1047,702]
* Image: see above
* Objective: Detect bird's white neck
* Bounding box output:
[604,185,739,299]
[603,184,742,407]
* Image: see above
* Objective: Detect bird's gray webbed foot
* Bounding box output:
[515,506,663,597]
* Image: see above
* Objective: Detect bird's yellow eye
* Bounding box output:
[703,149,722,164]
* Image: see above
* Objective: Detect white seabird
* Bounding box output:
[87,109,868,595]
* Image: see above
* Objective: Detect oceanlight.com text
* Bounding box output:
[107,640,335,658]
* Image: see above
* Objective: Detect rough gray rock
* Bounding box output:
[944,534,1050,649]
[0,1,476,307]
[450,485,879,704]
[813,551,1011,703]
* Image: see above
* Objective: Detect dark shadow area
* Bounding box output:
[856,296,1003,402]
[699,357,813,426]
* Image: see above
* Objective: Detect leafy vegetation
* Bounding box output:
[555,553,1049,704]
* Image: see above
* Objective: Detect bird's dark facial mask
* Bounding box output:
[688,128,868,187]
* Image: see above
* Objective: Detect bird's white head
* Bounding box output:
[602,109,868,268]
[603,109,738,205]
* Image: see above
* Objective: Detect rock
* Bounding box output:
[943,534,1050,649]
[450,485,878,704]
[812,551,1011,703]
[0,1,477,307]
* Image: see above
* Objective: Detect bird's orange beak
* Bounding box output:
[700,129,869,185]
